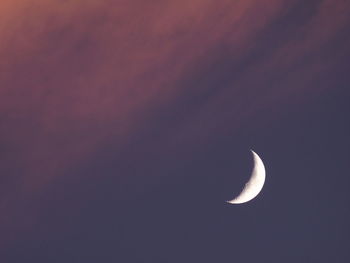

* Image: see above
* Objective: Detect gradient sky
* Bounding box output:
[1,0,350,262]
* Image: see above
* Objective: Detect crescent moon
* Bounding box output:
[227,150,266,204]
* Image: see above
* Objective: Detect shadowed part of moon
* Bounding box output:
[227,150,266,204]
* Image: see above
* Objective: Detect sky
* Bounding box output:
[0,0,350,262]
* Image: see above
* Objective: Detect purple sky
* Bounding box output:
[1,1,350,261]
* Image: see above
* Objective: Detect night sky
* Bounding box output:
[1,1,350,262]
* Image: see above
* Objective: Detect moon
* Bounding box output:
[227,150,266,204]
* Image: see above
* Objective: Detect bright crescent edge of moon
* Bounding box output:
[226,150,266,204]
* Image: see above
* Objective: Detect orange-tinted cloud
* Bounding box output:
[0,0,285,186]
